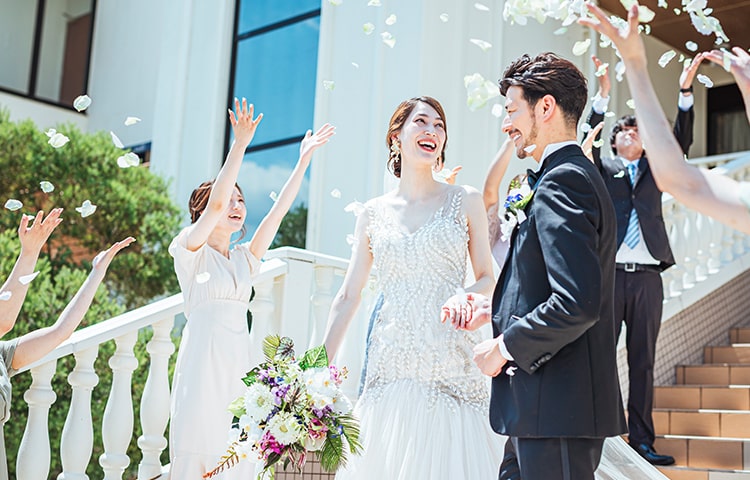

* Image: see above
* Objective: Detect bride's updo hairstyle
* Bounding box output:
[386,96,448,178]
[188,180,247,238]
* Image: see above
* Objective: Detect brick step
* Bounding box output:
[655,435,750,471]
[659,465,750,480]
[654,409,750,437]
[655,385,750,410]
[676,365,750,385]
[730,328,750,344]
[705,345,750,364]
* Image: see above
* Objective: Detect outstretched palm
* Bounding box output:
[299,123,336,163]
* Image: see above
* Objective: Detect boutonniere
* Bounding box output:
[613,170,625,178]
[500,178,534,241]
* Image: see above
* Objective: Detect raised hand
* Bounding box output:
[582,121,605,161]
[443,166,462,185]
[18,208,63,254]
[299,123,336,164]
[580,3,646,69]
[228,97,263,147]
[91,237,136,274]
[592,55,611,98]
[680,53,706,90]
[705,48,750,116]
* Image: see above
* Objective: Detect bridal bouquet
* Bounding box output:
[204,335,361,479]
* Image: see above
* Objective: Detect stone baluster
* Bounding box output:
[693,212,710,282]
[707,216,723,274]
[137,317,175,480]
[99,331,139,479]
[58,346,99,479]
[16,360,57,480]
[310,266,335,346]
[680,207,698,290]
[666,206,684,297]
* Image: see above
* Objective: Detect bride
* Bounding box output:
[322,96,667,479]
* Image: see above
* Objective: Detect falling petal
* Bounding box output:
[474,3,490,12]
[580,123,592,133]
[491,104,504,118]
[269,191,279,202]
[73,94,92,112]
[351,62,359,68]
[464,72,501,111]
[673,8,681,15]
[572,39,591,57]
[45,128,57,138]
[344,201,365,216]
[75,199,97,218]
[346,234,356,245]
[626,99,636,109]
[593,139,605,148]
[40,181,54,193]
[323,80,335,91]
[111,131,125,149]
[685,41,698,52]
[554,27,568,35]
[605,111,616,118]
[697,74,713,88]
[658,50,677,68]
[615,61,626,82]
[196,272,211,284]
[439,13,449,22]
[48,133,70,148]
[385,14,397,25]
[330,189,341,198]
[0,292,11,301]
[470,38,492,52]
[506,366,518,376]
[637,5,656,22]
[117,152,140,168]
[4,199,22,211]
[124,116,141,126]
[595,63,609,77]
[658,0,668,7]
[381,32,396,48]
[524,144,537,154]
[19,271,40,285]
[328,0,342,5]
[679,53,686,62]
[363,23,375,35]
[367,0,381,5]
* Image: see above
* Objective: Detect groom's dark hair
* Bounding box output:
[499,52,588,130]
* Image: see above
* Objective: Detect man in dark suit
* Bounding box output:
[470,52,626,480]
[583,54,701,466]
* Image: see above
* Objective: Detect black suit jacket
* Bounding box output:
[587,106,694,271]
[490,145,627,438]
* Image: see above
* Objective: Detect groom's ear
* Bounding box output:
[538,94,557,122]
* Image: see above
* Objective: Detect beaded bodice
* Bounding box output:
[362,188,489,411]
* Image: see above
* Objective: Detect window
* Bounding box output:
[0,0,96,109]
[707,83,750,155]
[229,0,321,240]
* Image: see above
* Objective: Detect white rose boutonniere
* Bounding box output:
[500,178,534,241]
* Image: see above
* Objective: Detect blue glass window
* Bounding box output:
[238,0,320,35]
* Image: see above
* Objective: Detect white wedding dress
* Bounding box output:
[338,187,668,479]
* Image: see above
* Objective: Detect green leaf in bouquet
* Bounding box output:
[277,336,295,360]
[243,366,261,386]
[318,433,344,472]
[339,413,363,455]
[299,345,329,370]
[227,396,246,418]
[263,335,282,362]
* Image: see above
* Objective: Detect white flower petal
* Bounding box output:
[615,61,626,82]
[75,200,97,218]
[469,38,492,52]
[605,111,616,118]
[351,62,360,68]
[637,5,656,23]
[673,8,681,15]
[685,41,698,52]
[344,201,365,216]
[658,50,677,68]
[658,0,668,8]
[367,0,381,5]
[40,181,54,193]
[593,139,605,148]
[474,2,490,12]
[196,272,211,284]
[595,63,609,77]
[19,271,40,285]
[45,128,57,138]
[48,133,70,148]
[330,188,341,198]
[580,123,592,133]
[269,191,278,202]
[363,22,375,35]
[124,116,141,126]
[381,32,396,48]
[679,53,686,63]
[385,14,397,26]
[117,152,140,168]
[439,13,449,22]
[346,234,356,245]
[110,131,124,149]
[524,144,537,153]
[323,80,335,91]
[626,99,636,109]
[554,27,568,35]
[73,94,92,112]
[491,104,504,118]
[0,291,11,301]
[328,0,342,5]
[5,199,22,211]
[572,39,591,57]
[697,74,713,88]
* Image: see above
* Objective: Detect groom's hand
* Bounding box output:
[473,337,508,377]
[463,292,491,330]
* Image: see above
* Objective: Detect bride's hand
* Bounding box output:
[440,292,473,330]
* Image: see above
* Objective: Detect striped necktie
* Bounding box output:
[623,162,640,249]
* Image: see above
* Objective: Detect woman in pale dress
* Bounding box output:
[168,98,334,478]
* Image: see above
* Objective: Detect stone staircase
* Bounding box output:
[655,327,750,480]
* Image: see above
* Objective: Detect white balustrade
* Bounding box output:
[16,360,57,480]
[58,346,99,480]
[99,331,139,480]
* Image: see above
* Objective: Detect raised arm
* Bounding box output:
[584,55,611,168]
[0,209,63,337]
[674,54,704,155]
[11,237,135,370]
[184,98,262,251]
[580,2,750,234]
[246,123,335,260]
[322,209,373,361]
[705,47,750,125]
[482,138,514,210]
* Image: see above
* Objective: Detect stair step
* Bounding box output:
[654,409,750,437]
[655,386,750,410]
[676,365,750,385]
[659,465,750,480]
[655,435,750,470]
[705,346,750,364]
[730,329,750,344]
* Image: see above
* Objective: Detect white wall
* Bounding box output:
[0,0,36,93]
[0,91,87,130]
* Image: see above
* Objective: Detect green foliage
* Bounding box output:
[0,112,182,478]
[298,345,328,371]
[270,203,307,249]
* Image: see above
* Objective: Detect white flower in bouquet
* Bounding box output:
[266,411,304,445]
[309,391,335,410]
[304,433,326,452]
[332,393,353,415]
[244,383,276,421]
[304,368,338,396]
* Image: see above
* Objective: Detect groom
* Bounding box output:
[470,53,626,479]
